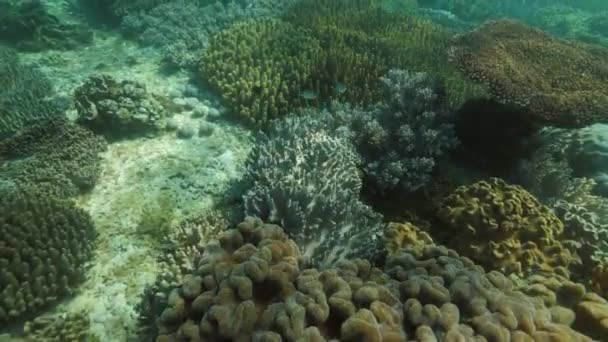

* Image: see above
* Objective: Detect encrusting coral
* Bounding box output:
[74,74,167,139]
[0,190,97,324]
[436,178,581,277]
[449,19,608,128]
[0,118,107,198]
[154,216,594,341]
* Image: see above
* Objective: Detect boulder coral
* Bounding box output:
[449,19,608,128]
[155,216,593,341]
[0,190,97,324]
[436,178,581,277]
[74,74,167,139]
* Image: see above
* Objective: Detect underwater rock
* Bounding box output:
[0,190,97,325]
[449,19,608,128]
[74,74,168,139]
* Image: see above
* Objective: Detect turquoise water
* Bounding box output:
[1,0,608,341]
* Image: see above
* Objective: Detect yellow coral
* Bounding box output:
[385,222,434,256]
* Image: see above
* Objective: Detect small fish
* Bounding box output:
[300,90,318,100]
[334,82,348,95]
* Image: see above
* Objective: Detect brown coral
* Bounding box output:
[436,178,580,277]
[449,19,608,128]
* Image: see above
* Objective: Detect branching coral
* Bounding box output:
[0,118,107,198]
[74,74,167,139]
[0,190,97,323]
[243,115,384,267]
[449,19,608,128]
[436,178,581,277]
[201,17,323,126]
[0,47,63,140]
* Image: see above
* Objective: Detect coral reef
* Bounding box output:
[243,115,384,267]
[285,0,487,108]
[74,74,167,138]
[436,178,581,277]
[449,19,608,128]
[121,0,294,68]
[155,217,593,341]
[201,18,323,126]
[0,190,97,324]
[23,310,92,341]
[384,222,434,256]
[0,47,63,140]
[0,118,107,198]
[565,124,608,196]
[0,0,92,51]
[338,69,458,194]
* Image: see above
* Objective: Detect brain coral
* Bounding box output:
[154,216,593,341]
[74,74,167,139]
[0,190,97,323]
[0,118,107,198]
[449,19,608,128]
[436,178,581,277]
[201,17,323,126]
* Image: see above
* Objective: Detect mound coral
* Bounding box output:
[449,19,608,128]
[155,216,593,341]
[201,18,323,126]
[0,47,62,140]
[0,190,97,323]
[0,118,107,198]
[436,178,581,277]
[243,115,384,267]
[74,74,167,138]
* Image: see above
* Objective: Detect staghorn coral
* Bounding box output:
[0,190,97,324]
[201,17,323,126]
[0,47,63,140]
[449,19,608,128]
[0,118,107,198]
[155,217,593,341]
[436,178,581,277]
[243,115,384,267]
[74,74,167,139]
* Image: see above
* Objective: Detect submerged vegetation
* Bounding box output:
[2,0,608,341]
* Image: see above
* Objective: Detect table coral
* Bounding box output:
[436,178,580,277]
[74,74,168,139]
[449,19,608,128]
[0,190,97,324]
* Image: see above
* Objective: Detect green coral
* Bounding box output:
[0,47,62,140]
[201,17,323,126]
[0,190,97,323]
[0,118,107,198]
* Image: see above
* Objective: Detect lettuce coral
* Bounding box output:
[436,178,581,277]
